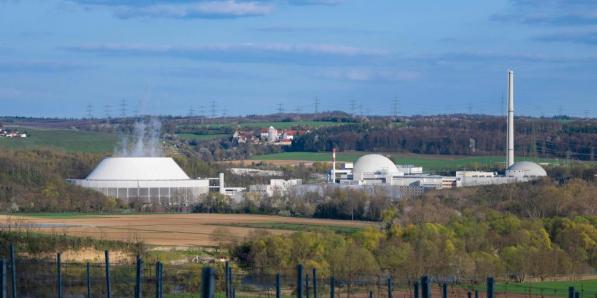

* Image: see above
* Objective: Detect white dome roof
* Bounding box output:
[507,161,547,177]
[86,157,190,181]
[352,154,399,180]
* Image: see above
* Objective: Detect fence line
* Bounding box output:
[0,243,595,298]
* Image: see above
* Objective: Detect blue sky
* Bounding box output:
[1,0,596,117]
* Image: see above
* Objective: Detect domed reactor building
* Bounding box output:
[68,157,219,205]
[328,70,547,194]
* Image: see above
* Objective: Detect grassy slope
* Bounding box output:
[176,133,229,141]
[251,151,569,171]
[493,279,597,297]
[0,128,117,153]
[193,121,347,130]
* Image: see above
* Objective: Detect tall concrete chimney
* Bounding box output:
[331,148,337,183]
[507,70,515,168]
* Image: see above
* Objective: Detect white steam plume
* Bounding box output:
[114,118,164,157]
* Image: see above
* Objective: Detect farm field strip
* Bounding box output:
[176,133,229,141]
[250,152,572,170]
[0,127,118,153]
[0,214,372,247]
[184,121,348,130]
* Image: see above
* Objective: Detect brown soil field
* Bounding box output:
[0,213,372,247]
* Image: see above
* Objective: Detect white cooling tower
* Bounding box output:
[68,157,209,205]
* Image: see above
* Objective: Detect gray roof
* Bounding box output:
[507,161,547,177]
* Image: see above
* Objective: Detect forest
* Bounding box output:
[231,178,597,281]
[232,213,597,281]
[290,116,597,161]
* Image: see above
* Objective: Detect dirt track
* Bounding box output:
[0,213,372,247]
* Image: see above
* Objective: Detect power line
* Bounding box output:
[120,99,127,118]
[104,104,112,119]
[210,100,217,118]
[277,103,284,114]
[86,104,93,119]
[314,97,320,114]
[392,98,399,118]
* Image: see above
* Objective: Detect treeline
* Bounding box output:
[232,213,597,282]
[0,150,119,212]
[230,169,597,280]
[192,176,596,222]
[290,116,597,161]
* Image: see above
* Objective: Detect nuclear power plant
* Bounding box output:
[69,70,547,203]
[327,70,547,192]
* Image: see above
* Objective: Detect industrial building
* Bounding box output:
[68,157,222,205]
[249,179,303,197]
[326,70,547,192]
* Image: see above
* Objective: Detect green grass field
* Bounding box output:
[493,279,597,297]
[193,121,347,130]
[0,128,117,153]
[251,151,569,171]
[176,133,230,141]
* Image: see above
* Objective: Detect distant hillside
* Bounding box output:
[2,114,595,162]
[290,115,597,161]
[0,128,118,153]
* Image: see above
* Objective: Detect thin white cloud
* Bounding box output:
[67,42,389,65]
[70,43,388,56]
[65,0,346,19]
[112,1,274,19]
[494,0,597,26]
[288,0,343,6]
[322,68,420,82]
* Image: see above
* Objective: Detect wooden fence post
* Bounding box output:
[329,276,335,298]
[276,273,281,298]
[421,276,430,298]
[313,268,318,298]
[201,267,215,298]
[387,278,392,298]
[105,250,111,298]
[9,243,16,298]
[442,283,447,298]
[306,274,310,298]
[56,253,62,298]
[86,262,91,298]
[0,259,6,298]
[135,255,143,298]
[413,282,419,298]
[486,278,494,298]
[155,262,163,298]
[296,265,304,298]
[225,261,230,298]
[228,265,233,298]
